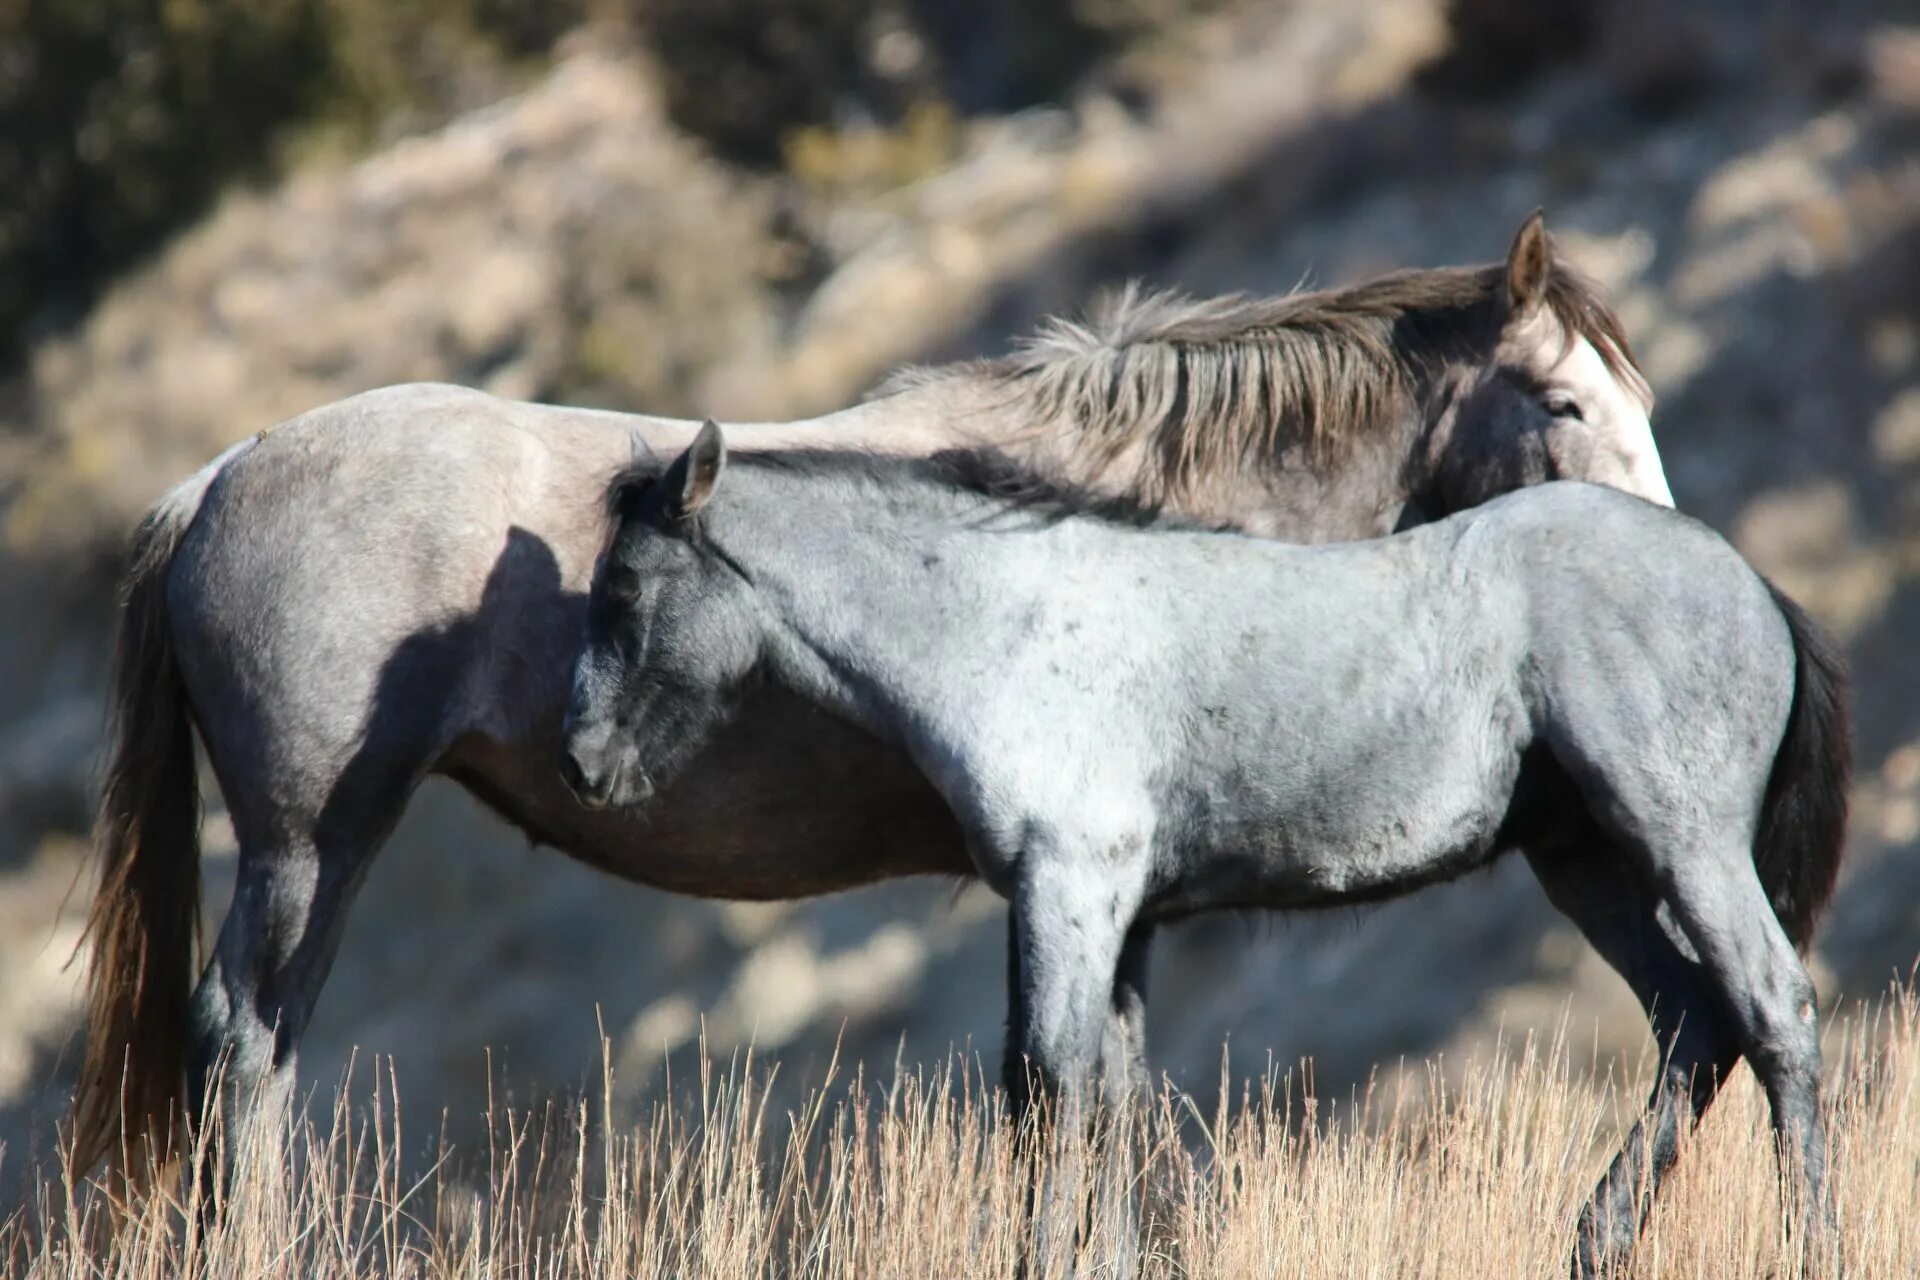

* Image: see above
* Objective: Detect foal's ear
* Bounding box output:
[665,419,727,520]
[1505,209,1552,317]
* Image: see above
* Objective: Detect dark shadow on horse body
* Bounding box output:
[175,519,975,1184]
[434,533,969,898]
[448,688,969,893]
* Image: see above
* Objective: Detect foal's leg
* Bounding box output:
[1100,925,1154,1103]
[1007,846,1147,1274]
[1022,922,1150,1106]
[1093,925,1155,1274]
[1007,854,1145,1114]
[1527,847,1741,1277]
[1651,841,1830,1258]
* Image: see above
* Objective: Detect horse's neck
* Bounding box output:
[623,368,1431,539]
[814,377,1427,540]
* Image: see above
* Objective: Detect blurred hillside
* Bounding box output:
[2,0,1918,1181]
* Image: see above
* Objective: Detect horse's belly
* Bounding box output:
[442,692,972,898]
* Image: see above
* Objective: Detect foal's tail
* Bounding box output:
[70,457,231,1178]
[1754,581,1852,952]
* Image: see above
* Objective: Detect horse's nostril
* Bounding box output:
[559,746,589,796]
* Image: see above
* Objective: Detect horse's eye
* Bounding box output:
[1543,391,1585,422]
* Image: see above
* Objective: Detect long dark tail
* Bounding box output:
[70,471,221,1177]
[1753,581,1852,952]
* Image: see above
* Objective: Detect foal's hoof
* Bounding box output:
[1569,1250,1629,1280]
[1568,1222,1636,1280]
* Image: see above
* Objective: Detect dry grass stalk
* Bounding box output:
[4,986,1916,1277]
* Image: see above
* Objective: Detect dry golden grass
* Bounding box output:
[3,987,1916,1278]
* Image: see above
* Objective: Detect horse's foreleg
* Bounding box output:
[1527,846,1741,1278]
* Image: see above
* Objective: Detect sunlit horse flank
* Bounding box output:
[569,426,1846,1275]
[74,215,1670,1209]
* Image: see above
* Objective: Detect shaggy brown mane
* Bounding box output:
[881,256,1649,507]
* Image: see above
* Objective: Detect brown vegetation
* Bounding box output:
[6,986,1916,1277]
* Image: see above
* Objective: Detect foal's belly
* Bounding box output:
[1148,809,1513,918]
[1144,707,1531,918]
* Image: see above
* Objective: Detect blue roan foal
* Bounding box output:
[564,423,1849,1275]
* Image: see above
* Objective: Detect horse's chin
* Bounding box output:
[1632,464,1676,509]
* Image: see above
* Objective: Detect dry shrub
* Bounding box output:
[0,0,587,363]
[0,0,326,355]
[627,0,1225,168]
[5,986,1917,1277]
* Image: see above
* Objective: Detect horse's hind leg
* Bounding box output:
[1526,846,1741,1277]
[185,766,413,1205]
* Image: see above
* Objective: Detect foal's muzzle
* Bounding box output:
[558,744,612,808]
[558,732,652,811]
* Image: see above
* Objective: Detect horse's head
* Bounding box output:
[1430,212,1671,514]
[561,421,759,810]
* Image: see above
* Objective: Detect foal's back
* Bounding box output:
[954,480,1787,914]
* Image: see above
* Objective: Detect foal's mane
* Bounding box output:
[606,445,1220,536]
[882,257,1647,505]
[744,447,1218,529]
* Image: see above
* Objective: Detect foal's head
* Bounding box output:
[1428,212,1667,513]
[561,421,757,810]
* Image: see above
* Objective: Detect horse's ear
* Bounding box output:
[1505,209,1552,317]
[666,419,727,519]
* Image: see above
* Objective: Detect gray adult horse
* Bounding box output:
[567,427,1848,1276]
[74,215,1670,1189]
